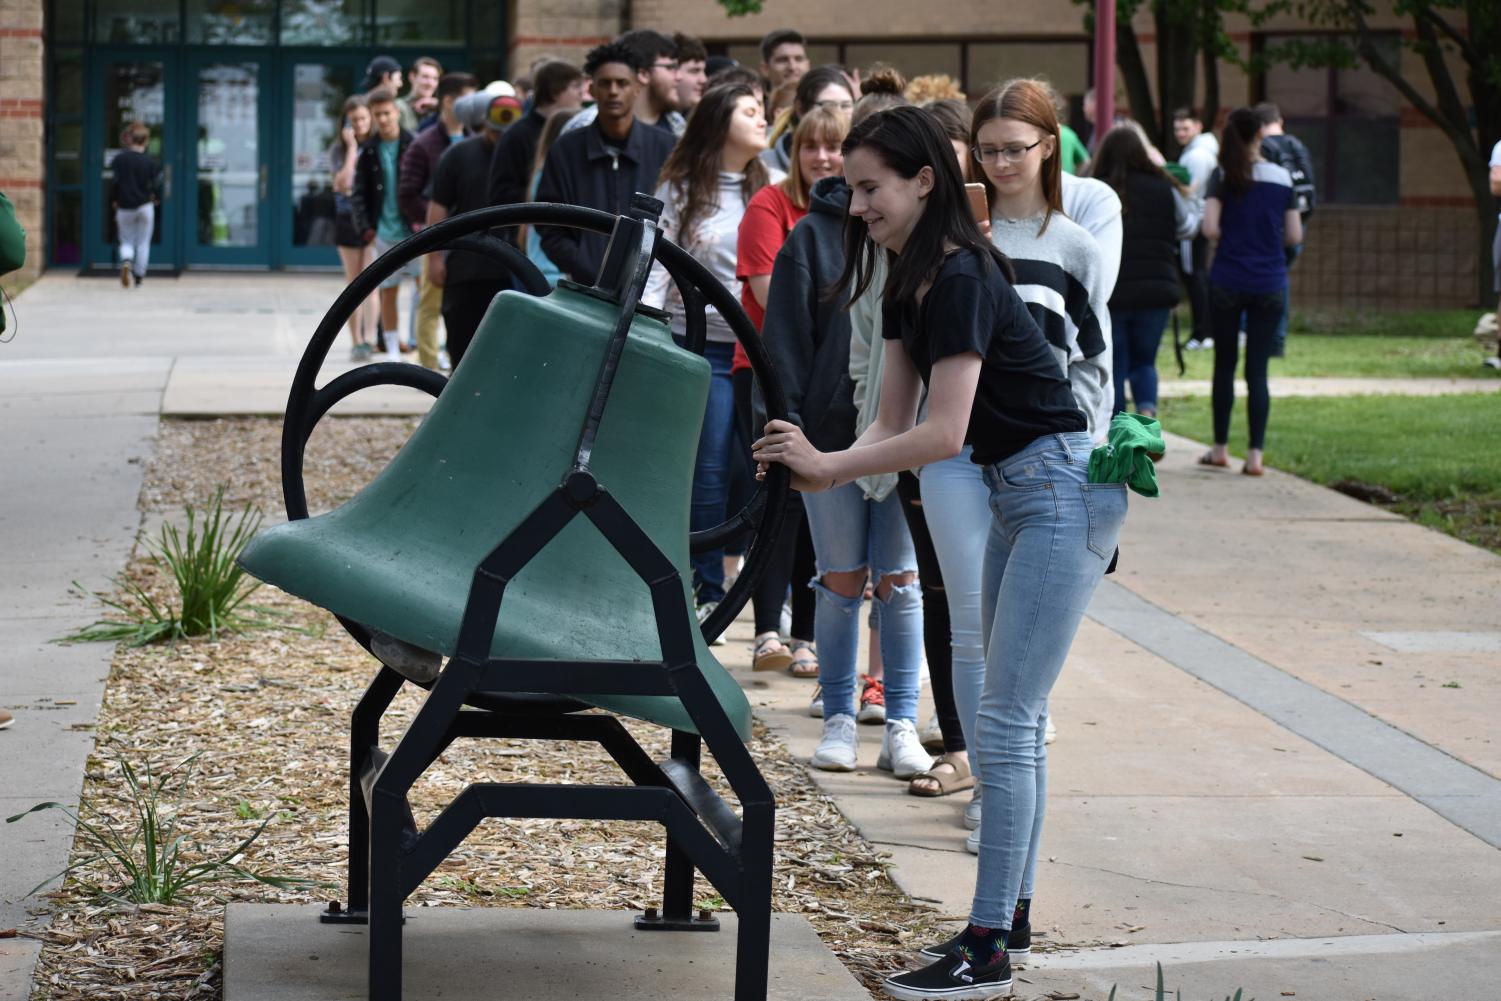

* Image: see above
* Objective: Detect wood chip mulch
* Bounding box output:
[24,417,950,1001]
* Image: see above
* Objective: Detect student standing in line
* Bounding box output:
[1091,124,1201,417]
[560,30,686,138]
[485,60,585,210]
[349,87,418,360]
[642,82,772,628]
[735,105,850,678]
[760,65,856,173]
[758,28,811,92]
[757,94,930,785]
[1200,107,1303,477]
[518,108,581,284]
[397,56,442,133]
[331,96,378,358]
[399,72,477,370]
[535,41,676,284]
[110,122,160,288]
[674,33,710,115]
[752,106,1125,1000]
[428,93,521,368]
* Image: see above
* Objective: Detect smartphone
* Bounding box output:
[965,183,988,224]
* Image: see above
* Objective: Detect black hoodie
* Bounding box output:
[755,176,857,453]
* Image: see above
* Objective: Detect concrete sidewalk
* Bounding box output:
[2,273,1498,1001]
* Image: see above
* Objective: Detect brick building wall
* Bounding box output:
[0,0,45,292]
[508,0,623,83]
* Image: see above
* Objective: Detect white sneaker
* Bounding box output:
[811,714,857,771]
[808,685,824,718]
[966,827,980,854]
[1044,715,1057,744]
[695,601,727,646]
[963,789,982,831]
[876,719,932,779]
[920,712,944,753]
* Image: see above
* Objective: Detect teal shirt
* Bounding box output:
[376,139,405,244]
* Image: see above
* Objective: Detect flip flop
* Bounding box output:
[1197,451,1230,468]
[1242,465,1265,477]
[751,634,794,672]
[788,640,820,679]
[908,753,976,798]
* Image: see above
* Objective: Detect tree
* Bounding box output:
[1275,1,1501,305]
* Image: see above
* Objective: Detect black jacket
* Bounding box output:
[349,128,414,242]
[535,119,676,283]
[1110,171,1182,312]
[487,109,546,208]
[755,177,857,452]
[110,149,160,210]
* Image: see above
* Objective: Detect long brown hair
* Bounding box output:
[1089,123,1187,212]
[518,108,581,248]
[1217,107,1263,197]
[779,106,849,209]
[970,78,1064,234]
[657,82,770,247]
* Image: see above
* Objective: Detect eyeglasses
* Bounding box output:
[653,60,680,72]
[972,139,1044,165]
[815,99,855,113]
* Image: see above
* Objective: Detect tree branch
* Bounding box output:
[1412,3,1480,65]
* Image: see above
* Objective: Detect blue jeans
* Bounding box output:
[1109,306,1171,415]
[801,483,922,723]
[1273,244,1302,358]
[917,448,990,758]
[970,432,1126,928]
[679,339,737,603]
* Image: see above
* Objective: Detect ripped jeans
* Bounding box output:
[801,483,922,723]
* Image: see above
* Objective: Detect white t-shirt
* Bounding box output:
[1492,140,1501,220]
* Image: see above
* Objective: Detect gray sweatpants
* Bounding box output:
[116,203,154,277]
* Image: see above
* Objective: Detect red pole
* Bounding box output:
[1093,0,1116,143]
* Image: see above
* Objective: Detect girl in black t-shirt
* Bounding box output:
[753,106,1127,1001]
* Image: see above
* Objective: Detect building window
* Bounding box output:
[95,0,182,44]
[47,0,86,41]
[1261,33,1400,205]
[186,0,276,44]
[375,0,465,46]
[281,0,371,46]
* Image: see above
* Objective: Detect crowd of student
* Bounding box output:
[305,34,1313,1000]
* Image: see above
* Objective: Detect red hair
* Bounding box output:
[970,78,1064,234]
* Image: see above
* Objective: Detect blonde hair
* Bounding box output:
[779,107,849,209]
[905,74,965,105]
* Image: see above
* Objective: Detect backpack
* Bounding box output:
[1262,134,1317,219]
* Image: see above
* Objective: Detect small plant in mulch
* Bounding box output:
[65,487,286,646]
[5,750,324,905]
[1107,963,1252,1001]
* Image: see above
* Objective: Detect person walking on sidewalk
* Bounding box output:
[399,71,477,370]
[752,106,1125,1001]
[1255,102,1316,359]
[735,105,849,679]
[110,122,160,288]
[349,86,418,360]
[1200,107,1303,477]
[1091,123,1201,418]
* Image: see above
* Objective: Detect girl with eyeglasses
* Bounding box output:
[761,65,857,173]
[752,105,1126,1000]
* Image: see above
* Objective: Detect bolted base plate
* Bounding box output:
[633,907,720,932]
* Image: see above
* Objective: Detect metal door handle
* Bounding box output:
[259,164,268,200]
[163,163,172,199]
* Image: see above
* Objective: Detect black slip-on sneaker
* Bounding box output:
[883,951,1013,1000]
[919,923,1029,961]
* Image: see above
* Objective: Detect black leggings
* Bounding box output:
[734,368,816,640]
[1209,283,1284,450]
[896,471,965,755]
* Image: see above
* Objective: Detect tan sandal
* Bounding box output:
[788,640,819,679]
[907,753,976,798]
[752,633,794,672]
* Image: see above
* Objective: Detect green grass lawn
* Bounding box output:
[1156,309,1495,381]
[1158,393,1501,554]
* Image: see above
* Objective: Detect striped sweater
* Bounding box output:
[989,212,1113,439]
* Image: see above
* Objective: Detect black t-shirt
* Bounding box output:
[431,136,506,286]
[883,248,1086,466]
[110,149,159,210]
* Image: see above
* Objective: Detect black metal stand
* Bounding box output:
[292,197,783,1001]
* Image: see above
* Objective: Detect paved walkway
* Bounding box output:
[2,273,1498,1001]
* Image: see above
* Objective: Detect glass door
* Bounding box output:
[280,54,367,268]
[184,52,270,266]
[87,51,178,272]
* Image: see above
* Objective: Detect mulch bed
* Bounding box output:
[23,417,955,1001]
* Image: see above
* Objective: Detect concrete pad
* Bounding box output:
[1025,930,1501,1001]
[162,356,437,417]
[1159,375,1501,398]
[1362,630,1501,653]
[223,904,868,1001]
[0,940,41,1001]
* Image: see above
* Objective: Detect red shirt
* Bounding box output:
[733,183,808,372]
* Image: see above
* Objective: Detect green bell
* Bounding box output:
[237,283,751,738]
